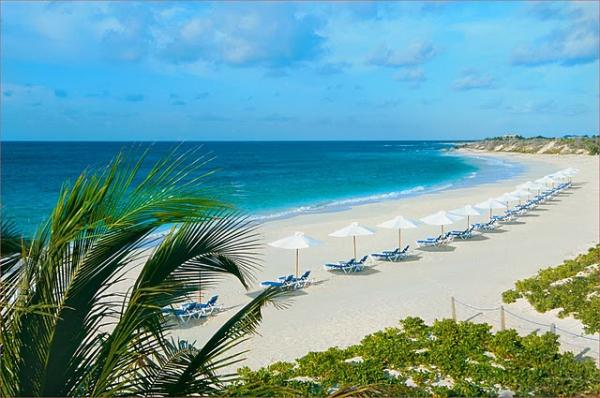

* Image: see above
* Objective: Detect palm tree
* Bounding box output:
[0,147,287,397]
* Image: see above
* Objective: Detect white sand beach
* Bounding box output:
[170,151,599,369]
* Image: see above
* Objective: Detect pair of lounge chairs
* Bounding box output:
[417,233,454,248]
[260,270,312,289]
[162,295,221,323]
[491,212,515,223]
[324,255,369,273]
[371,245,410,261]
[472,218,498,231]
[449,225,475,240]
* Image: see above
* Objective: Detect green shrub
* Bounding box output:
[225,317,600,397]
[502,246,600,333]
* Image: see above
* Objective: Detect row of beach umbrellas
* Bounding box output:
[268,168,578,277]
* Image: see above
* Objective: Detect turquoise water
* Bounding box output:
[1,141,523,235]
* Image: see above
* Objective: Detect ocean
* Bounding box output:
[1,141,523,236]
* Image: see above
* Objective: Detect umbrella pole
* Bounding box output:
[295,248,299,277]
[353,236,357,259]
[489,208,492,220]
[441,225,444,236]
[398,229,402,249]
[198,271,202,302]
[467,215,470,228]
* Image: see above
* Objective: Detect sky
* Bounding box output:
[1,1,598,141]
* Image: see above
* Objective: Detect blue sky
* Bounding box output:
[1,1,598,141]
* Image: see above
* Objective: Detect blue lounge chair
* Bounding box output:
[324,255,368,273]
[417,234,453,248]
[291,270,312,288]
[371,245,410,261]
[472,219,498,231]
[179,295,222,317]
[491,213,513,223]
[261,274,295,288]
[449,225,475,240]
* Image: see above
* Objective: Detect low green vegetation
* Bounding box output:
[226,317,600,397]
[457,135,600,155]
[503,246,600,334]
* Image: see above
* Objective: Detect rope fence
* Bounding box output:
[450,296,600,361]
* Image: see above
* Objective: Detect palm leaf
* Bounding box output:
[146,286,290,396]
[88,213,261,396]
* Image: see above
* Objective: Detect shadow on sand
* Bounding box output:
[481,228,507,234]
[503,221,526,226]
[375,254,423,263]
[461,234,490,242]
[417,245,456,253]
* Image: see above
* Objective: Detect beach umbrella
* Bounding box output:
[377,216,418,249]
[517,181,544,196]
[475,198,507,219]
[420,211,463,235]
[559,168,578,183]
[329,222,375,259]
[450,205,481,228]
[517,181,542,191]
[536,176,556,187]
[269,232,321,277]
[497,192,520,205]
[510,189,532,203]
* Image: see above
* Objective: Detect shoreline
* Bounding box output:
[247,149,526,224]
[170,150,598,369]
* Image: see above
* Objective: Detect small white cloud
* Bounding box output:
[452,70,496,90]
[394,67,426,83]
[368,41,437,67]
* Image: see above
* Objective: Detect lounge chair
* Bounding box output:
[180,295,222,317]
[417,234,453,248]
[291,270,312,288]
[449,225,475,240]
[162,307,193,323]
[324,255,369,273]
[261,274,295,288]
[371,245,410,261]
[491,213,513,223]
[472,219,498,231]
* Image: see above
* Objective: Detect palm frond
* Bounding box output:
[145,286,290,397]
[1,145,279,398]
[0,218,26,257]
[88,214,261,395]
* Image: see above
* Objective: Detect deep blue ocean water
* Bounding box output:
[1,141,523,236]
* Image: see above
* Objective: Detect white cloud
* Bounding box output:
[512,2,599,66]
[452,70,496,90]
[368,41,437,67]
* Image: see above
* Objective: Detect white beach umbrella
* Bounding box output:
[517,181,542,191]
[450,205,481,228]
[420,211,463,235]
[377,216,418,249]
[475,198,507,219]
[559,168,578,183]
[329,222,375,259]
[496,192,520,206]
[510,189,532,203]
[517,181,544,196]
[536,176,556,186]
[269,232,321,277]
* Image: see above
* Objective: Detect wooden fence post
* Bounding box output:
[451,296,457,321]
